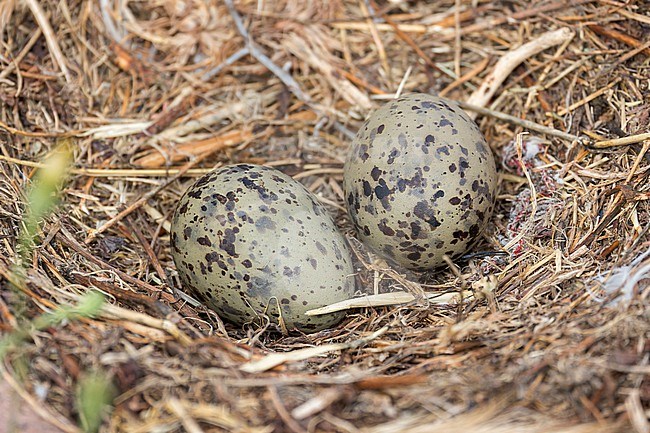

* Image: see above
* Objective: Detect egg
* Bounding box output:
[343,93,497,271]
[171,164,355,332]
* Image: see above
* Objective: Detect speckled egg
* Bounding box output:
[343,93,497,270]
[171,164,355,333]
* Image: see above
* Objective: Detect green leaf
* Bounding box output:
[76,370,116,433]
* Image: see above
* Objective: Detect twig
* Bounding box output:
[593,39,650,80]
[523,34,572,113]
[167,398,205,433]
[284,34,372,109]
[268,386,307,433]
[100,301,193,346]
[571,199,627,253]
[202,47,250,81]
[99,0,125,44]
[0,28,42,81]
[223,0,353,123]
[591,132,650,149]
[453,0,462,78]
[83,151,215,244]
[588,24,650,56]
[466,27,574,117]
[442,255,466,323]
[144,87,196,136]
[154,94,275,140]
[133,129,255,168]
[0,154,213,177]
[240,326,389,373]
[369,0,447,76]
[624,140,650,183]
[572,141,649,252]
[126,214,172,288]
[394,66,412,98]
[67,272,168,316]
[453,99,585,143]
[617,7,650,25]
[503,132,538,253]
[330,21,427,34]
[556,78,621,116]
[626,390,650,433]
[0,120,80,137]
[223,0,310,103]
[440,0,591,41]
[291,388,343,420]
[337,68,386,95]
[360,0,390,82]
[439,56,490,98]
[57,226,165,297]
[305,290,468,316]
[24,0,72,83]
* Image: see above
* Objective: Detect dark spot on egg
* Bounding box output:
[362,180,373,197]
[374,180,391,199]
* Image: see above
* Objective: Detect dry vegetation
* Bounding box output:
[0,0,649,432]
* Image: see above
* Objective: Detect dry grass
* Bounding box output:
[0,0,649,432]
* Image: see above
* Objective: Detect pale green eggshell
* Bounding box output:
[171,164,355,333]
[343,93,497,270]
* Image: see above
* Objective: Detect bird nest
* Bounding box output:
[0,1,648,432]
